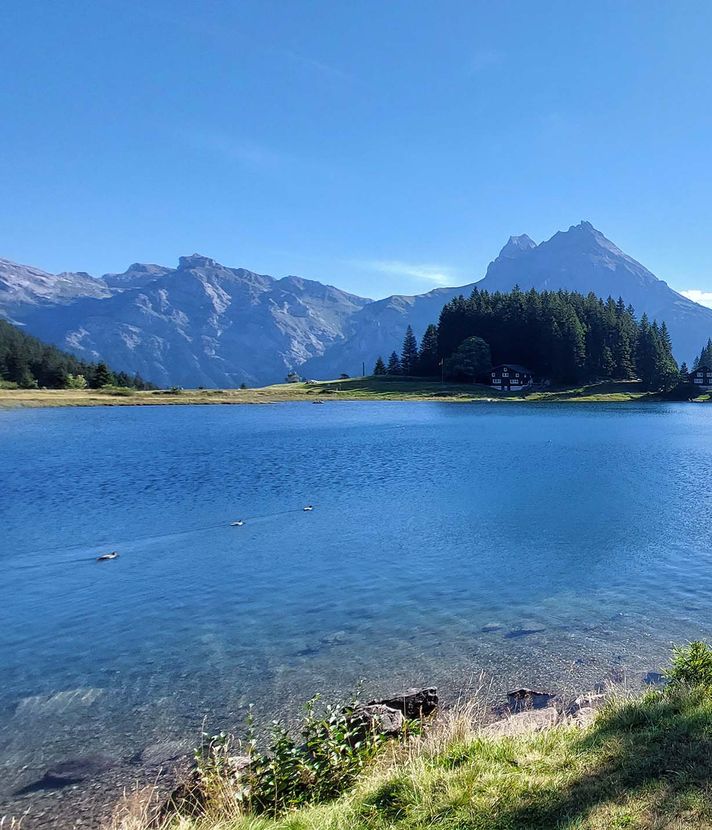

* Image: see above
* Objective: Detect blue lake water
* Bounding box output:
[1,401,712,822]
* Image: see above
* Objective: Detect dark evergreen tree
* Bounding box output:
[400,325,419,376]
[6,347,35,388]
[386,351,402,375]
[444,336,491,382]
[372,356,387,375]
[91,362,114,388]
[417,324,439,376]
[693,338,712,369]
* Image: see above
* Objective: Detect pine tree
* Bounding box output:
[417,324,439,376]
[92,362,114,388]
[693,338,712,369]
[400,326,419,376]
[679,362,689,382]
[386,351,402,375]
[373,356,387,375]
[6,348,34,387]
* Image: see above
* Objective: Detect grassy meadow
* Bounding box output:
[1,377,710,408]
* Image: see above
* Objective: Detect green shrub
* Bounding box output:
[65,373,88,389]
[195,696,387,818]
[666,641,712,689]
[97,385,136,396]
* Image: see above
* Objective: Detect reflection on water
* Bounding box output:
[1,401,712,819]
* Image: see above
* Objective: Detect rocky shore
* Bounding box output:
[1,681,634,830]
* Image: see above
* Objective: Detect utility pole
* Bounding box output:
[362,361,365,377]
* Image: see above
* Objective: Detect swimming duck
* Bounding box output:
[230,520,245,527]
[303,505,314,512]
[96,551,119,562]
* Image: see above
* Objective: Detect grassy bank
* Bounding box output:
[110,645,712,830]
[115,688,712,830]
[2,377,710,408]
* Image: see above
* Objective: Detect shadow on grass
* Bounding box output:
[488,689,712,829]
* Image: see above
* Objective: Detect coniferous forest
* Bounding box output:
[374,287,685,390]
[0,319,153,390]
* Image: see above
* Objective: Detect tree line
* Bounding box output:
[373,286,692,390]
[0,319,153,390]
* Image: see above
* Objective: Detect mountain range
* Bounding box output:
[2,222,711,387]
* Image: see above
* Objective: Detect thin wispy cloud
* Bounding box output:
[360,259,458,287]
[680,289,712,309]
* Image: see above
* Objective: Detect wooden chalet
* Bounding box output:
[490,363,533,391]
[690,365,712,389]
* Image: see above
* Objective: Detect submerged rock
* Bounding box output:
[368,687,438,719]
[14,753,118,793]
[507,688,557,711]
[643,671,666,686]
[136,739,192,767]
[504,628,546,639]
[15,687,104,715]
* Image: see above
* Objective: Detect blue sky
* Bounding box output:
[2,1,712,305]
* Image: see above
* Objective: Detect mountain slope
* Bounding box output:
[299,284,475,378]
[0,258,111,319]
[12,254,370,387]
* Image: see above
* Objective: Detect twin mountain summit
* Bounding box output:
[1,221,711,388]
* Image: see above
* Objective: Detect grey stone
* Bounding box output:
[569,692,607,714]
[351,704,404,736]
[369,687,438,719]
[483,707,559,737]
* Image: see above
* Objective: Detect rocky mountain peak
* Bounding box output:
[498,234,537,259]
[551,221,626,257]
[177,253,219,270]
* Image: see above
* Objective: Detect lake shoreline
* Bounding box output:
[1,377,710,408]
[0,675,657,830]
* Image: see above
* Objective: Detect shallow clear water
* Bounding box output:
[1,401,712,816]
